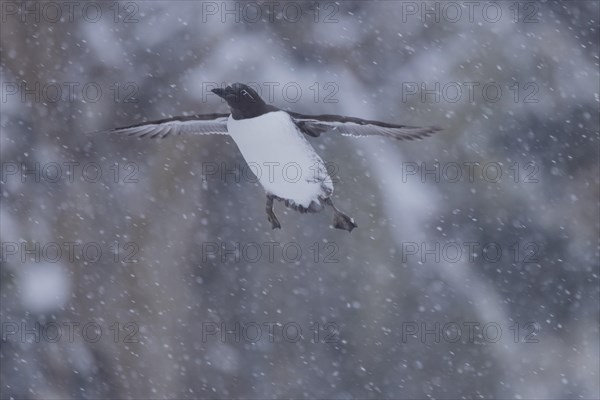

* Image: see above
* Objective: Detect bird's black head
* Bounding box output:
[212,83,270,120]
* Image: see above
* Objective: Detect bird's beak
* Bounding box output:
[211,88,225,98]
[211,86,231,98]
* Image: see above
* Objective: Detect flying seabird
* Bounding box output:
[100,83,441,232]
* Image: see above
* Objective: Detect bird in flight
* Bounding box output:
[101,83,441,232]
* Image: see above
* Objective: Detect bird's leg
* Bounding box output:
[324,198,357,232]
[266,194,281,230]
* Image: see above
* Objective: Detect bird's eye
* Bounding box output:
[240,89,254,101]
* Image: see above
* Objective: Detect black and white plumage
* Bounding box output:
[100,83,442,232]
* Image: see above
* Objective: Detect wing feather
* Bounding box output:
[95,113,230,138]
[289,112,441,141]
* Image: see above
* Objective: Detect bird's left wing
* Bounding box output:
[288,112,441,141]
[97,113,230,138]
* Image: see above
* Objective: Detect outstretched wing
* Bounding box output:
[288,112,441,141]
[97,113,230,138]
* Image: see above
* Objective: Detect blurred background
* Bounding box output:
[1,1,599,398]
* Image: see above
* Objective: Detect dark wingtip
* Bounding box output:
[420,126,442,134]
[395,126,443,141]
[415,126,443,139]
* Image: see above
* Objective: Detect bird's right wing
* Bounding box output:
[95,113,230,138]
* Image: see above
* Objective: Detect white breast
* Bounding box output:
[227,111,333,208]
